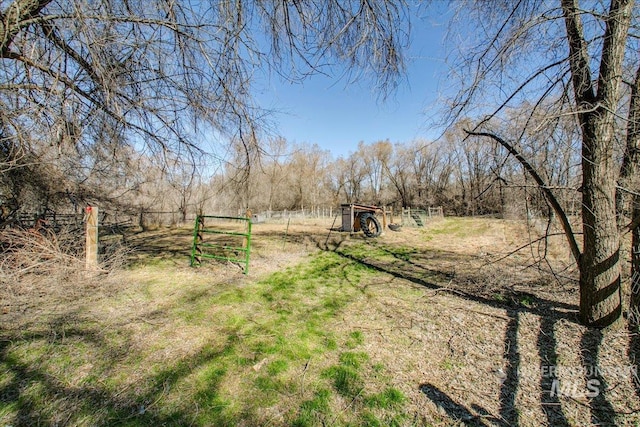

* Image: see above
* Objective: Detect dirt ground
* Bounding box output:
[2,216,639,426]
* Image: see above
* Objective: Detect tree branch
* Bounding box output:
[0,0,53,56]
[622,213,640,235]
[465,129,582,266]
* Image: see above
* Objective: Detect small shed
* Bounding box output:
[251,213,266,223]
[341,203,385,232]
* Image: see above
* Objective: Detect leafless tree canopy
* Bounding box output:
[0,0,408,211]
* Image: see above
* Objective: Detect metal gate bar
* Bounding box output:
[190,215,252,274]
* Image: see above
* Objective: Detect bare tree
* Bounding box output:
[450,0,638,327]
[263,137,289,212]
[286,144,330,211]
[0,0,409,214]
[357,140,392,204]
[333,155,366,203]
[384,147,413,208]
[165,158,199,223]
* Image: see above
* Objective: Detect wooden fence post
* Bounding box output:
[86,206,98,270]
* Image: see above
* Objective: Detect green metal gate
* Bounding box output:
[190,215,252,274]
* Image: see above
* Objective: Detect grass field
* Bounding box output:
[1,217,639,426]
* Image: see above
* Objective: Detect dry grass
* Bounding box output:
[1,217,639,426]
[0,227,128,321]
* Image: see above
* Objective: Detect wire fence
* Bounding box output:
[12,205,447,232]
[251,207,338,223]
[400,206,444,227]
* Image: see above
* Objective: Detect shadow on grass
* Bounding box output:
[580,329,618,426]
[0,310,238,426]
[328,242,631,426]
[500,310,520,426]
[123,228,193,264]
[629,323,640,400]
[418,382,501,426]
[331,244,578,323]
[537,316,569,425]
[0,248,377,426]
[4,231,631,425]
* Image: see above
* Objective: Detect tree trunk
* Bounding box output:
[618,63,640,326]
[579,127,622,326]
[562,0,631,327]
[631,196,640,325]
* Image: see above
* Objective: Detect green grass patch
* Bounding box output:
[293,388,332,427]
[337,243,388,260]
[266,359,289,375]
[346,330,365,348]
[439,357,464,371]
[322,365,363,398]
[0,247,411,426]
[339,351,369,369]
[519,294,534,308]
[493,292,506,302]
[364,387,406,409]
[425,217,490,237]
[254,374,291,395]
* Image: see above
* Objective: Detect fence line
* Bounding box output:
[251,207,336,222]
[15,205,445,230]
[401,206,444,227]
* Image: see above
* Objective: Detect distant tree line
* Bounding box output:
[3,103,581,224]
[216,117,580,219]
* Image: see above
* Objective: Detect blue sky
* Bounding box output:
[255,6,452,158]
